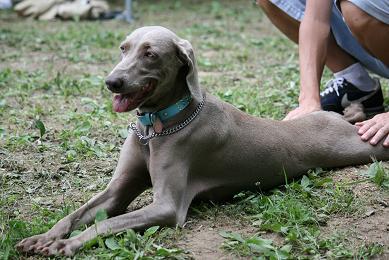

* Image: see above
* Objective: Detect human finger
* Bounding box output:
[383,135,389,148]
[361,124,381,141]
[369,126,389,145]
[357,120,376,135]
[283,110,297,121]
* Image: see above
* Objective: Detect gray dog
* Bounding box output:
[17,26,389,256]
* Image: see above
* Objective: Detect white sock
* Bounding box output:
[334,63,375,91]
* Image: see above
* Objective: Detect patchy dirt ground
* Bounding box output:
[1,0,388,259]
[176,167,389,259]
[324,166,389,259]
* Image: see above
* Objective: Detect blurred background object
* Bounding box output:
[13,0,134,21]
[0,0,12,9]
[115,0,132,22]
[101,0,133,22]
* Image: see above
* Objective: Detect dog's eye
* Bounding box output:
[120,46,126,53]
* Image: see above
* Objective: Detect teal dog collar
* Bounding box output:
[137,95,192,126]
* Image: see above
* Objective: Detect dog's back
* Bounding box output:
[187,94,388,197]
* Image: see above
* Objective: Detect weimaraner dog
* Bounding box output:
[17,26,389,256]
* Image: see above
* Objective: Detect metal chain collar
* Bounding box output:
[128,98,205,145]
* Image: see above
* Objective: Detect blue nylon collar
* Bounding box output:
[137,95,192,126]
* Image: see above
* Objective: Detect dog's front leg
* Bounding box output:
[16,136,150,255]
[40,202,180,256]
[37,162,191,256]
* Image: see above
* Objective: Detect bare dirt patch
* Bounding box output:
[321,164,389,257]
[177,216,256,259]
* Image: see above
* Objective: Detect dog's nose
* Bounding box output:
[105,77,123,91]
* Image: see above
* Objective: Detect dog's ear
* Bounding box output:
[175,39,203,102]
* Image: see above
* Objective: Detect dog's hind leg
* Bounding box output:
[16,136,150,254]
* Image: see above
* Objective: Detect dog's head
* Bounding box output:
[105,26,201,113]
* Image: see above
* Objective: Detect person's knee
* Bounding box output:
[256,0,274,13]
[342,1,389,66]
[340,0,368,43]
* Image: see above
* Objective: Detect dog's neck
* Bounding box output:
[137,72,190,114]
[135,76,203,131]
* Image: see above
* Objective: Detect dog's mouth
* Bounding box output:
[112,81,156,113]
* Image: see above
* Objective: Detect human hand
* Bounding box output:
[283,102,321,121]
[355,112,389,147]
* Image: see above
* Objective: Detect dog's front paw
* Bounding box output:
[40,238,80,256]
[16,233,54,254]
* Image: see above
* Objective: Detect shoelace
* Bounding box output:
[320,78,345,97]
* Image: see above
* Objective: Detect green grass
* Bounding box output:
[225,170,383,258]
[82,226,185,259]
[0,204,71,259]
[0,0,388,259]
[0,204,185,259]
[365,160,389,188]
[220,231,292,259]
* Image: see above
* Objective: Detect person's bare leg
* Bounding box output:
[340,1,389,147]
[340,0,389,66]
[257,0,388,146]
[257,0,356,73]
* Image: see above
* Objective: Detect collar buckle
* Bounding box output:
[149,113,157,124]
[137,95,192,127]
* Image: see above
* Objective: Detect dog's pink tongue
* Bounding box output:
[113,94,130,113]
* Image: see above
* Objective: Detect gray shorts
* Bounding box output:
[269,0,389,78]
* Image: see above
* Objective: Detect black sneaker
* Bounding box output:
[320,77,384,115]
